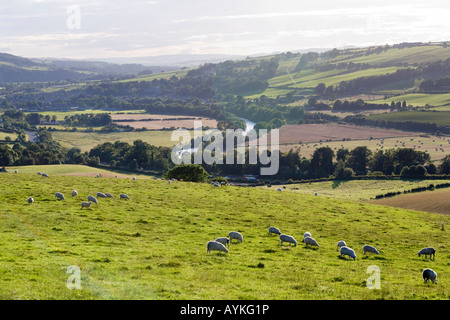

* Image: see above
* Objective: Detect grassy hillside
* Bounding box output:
[243,43,450,100]
[0,168,448,300]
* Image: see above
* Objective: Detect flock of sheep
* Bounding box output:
[206,226,438,284]
[26,171,131,208]
[21,170,439,285]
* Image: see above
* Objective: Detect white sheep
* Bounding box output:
[132,177,136,180]
[14,170,18,173]
[339,246,356,260]
[87,195,98,204]
[337,240,346,251]
[417,247,436,260]
[214,237,230,248]
[268,226,281,235]
[228,231,243,243]
[104,192,114,198]
[41,173,49,178]
[363,245,380,255]
[422,268,438,283]
[27,197,34,204]
[304,231,311,238]
[81,201,92,209]
[120,193,130,200]
[277,187,282,192]
[207,241,229,254]
[96,174,100,178]
[55,192,65,200]
[96,192,107,198]
[72,190,78,197]
[304,236,319,248]
[279,234,297,247]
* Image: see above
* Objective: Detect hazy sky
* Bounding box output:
[1,0,449,60]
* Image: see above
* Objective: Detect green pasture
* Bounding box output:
[0,169,448,299]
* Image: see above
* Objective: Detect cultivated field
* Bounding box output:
[0,167,448,300]
[368,189,450,215]
[110,113,218,130]
[272,127,449,162]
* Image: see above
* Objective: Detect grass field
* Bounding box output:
[51,130,180,152]
[368,93,450,108]
[261,179,450,202]
[366,111,450,127]
[0,166,449,300]
[5,164,153,179]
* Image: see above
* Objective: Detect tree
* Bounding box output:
[0,144,16,166]
[315,83,326,95]
[346,146,372,175]
[164,164,209,182]
[439,155,450,174]
[310,147,334,178]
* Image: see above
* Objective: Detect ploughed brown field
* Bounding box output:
[110,113,218,130]
[368,189,450,215]
[272,124,415,145]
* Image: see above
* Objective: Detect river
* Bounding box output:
[175,117,256,158]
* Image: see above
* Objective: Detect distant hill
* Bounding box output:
[0,52,177,83]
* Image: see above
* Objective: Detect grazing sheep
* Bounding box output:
[120,193,130,200]
[268,226,281,235]
[27,197,34,204]
[339,246,356,260]
[87,195,98,204]
[214,237,230,248]
[14,170,18,173]
[132,177,136,181]
[422,268,438,283]
[81,201,92,209]
[304,232,311,238]
[417,247,436,260]
[304,236,319,248]
[279,234,297,247]
[96,174,100,178]
[277,187,282,192]
[363,245,380,255]
[104,192,114,198]
[72,190,78,197]
[55,192,65,200]
[207,241,229,254]
[96,192,107,198]
[337,240,346,251]
[228,231,244,243]
[41,173,49,178]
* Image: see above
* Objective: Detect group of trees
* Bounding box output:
[272,146,445,180]
[2,128,449,182]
